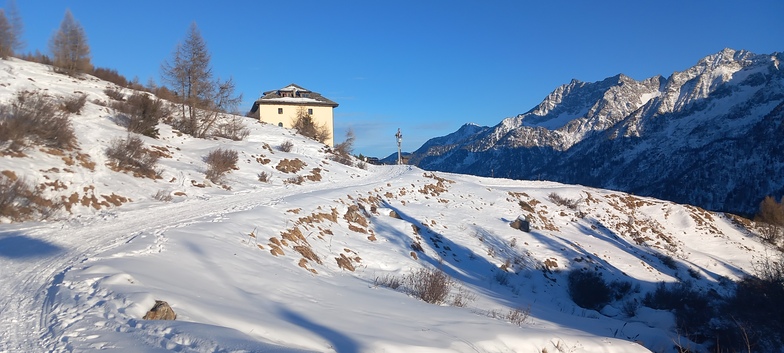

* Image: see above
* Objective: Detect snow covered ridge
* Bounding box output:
[0,57,780,352]
[407,48,784,215]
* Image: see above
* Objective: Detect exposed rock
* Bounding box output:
[143,300,176,320]
[510,217,530,232]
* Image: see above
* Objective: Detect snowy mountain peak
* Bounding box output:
[407,49,784,216]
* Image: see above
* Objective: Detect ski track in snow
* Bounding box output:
[0,165,409,353]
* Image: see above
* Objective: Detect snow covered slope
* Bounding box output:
[0,58,776,353]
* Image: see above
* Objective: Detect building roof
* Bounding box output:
[255,83,338,108]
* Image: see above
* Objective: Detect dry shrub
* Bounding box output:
[0,90,77,152]
[519,200,535,213]
[278,140,293,152]
[276,158,306,173]
[0,176,62,222]
[104,86,125,101]
[548,192,582,210]
[567,269,612,310]
[152,85,178,103]
[205,148,238,183]
[374,274,402,289]
[213,116,250,141]
[153,190,173,202]
[306,168,322,182]
[506,306,531,326]
[330,129,355,166]
[105,135,160,178]
[330,153,353,166]
[18,51,53,66]
[92,67,129,88]
[451,286,477,308]
[112,92,167,138]
[257,171,270,183]
[406,268,453,304]
[61,94,87,114]
[284,175,304,185]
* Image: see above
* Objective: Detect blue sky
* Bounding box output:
[9,0,783,158]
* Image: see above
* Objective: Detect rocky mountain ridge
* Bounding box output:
[406,48,784,215]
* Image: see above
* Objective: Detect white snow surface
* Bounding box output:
[0,58,773,353]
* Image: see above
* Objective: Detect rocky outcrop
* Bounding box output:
[143,300,176,320]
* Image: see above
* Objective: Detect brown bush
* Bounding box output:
[104,86,125,101]
[92,67,129,87]
[330,129,355,166]
[278,140,294,152]
[61,94,87,114]
[18,51,52,65]
[0,90,76,152]
[374,274,402,289]
[152,86,178,103]
[153,190,173,202]
[284,175,304,185]
[257,171,270,183]
[276,158,306,173]
[105,135,160,178]
[548,192,582,210]
[112,93,166,138]
[405,268,453,304]
[0,175,62,222]
[204,148,238,183]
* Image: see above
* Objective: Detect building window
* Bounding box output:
[278,122,283,127]
[308,108,313,115]
[278,108,283,114]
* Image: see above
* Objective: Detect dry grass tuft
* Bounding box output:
[306,168,322,182]
[0,175,63,221]
[281,227,307,244]
[276,158,306,173]
[344,205,368,226]
[294,245,322,264]
[335,253,356,271]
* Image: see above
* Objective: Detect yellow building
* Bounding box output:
[250,84,339,147]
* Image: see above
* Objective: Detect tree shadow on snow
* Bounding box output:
[277,305,361,353]
[0,232,65,259]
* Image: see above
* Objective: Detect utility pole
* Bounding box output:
[395,128,403,165]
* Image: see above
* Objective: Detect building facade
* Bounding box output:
[250,84,339,147]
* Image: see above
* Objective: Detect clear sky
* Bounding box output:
[7,0,783,158]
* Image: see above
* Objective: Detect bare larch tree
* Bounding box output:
[161,22,241,138]
[49,9,91,76]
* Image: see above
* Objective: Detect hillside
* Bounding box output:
[405,48,784,216]
[0,58,781,353]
